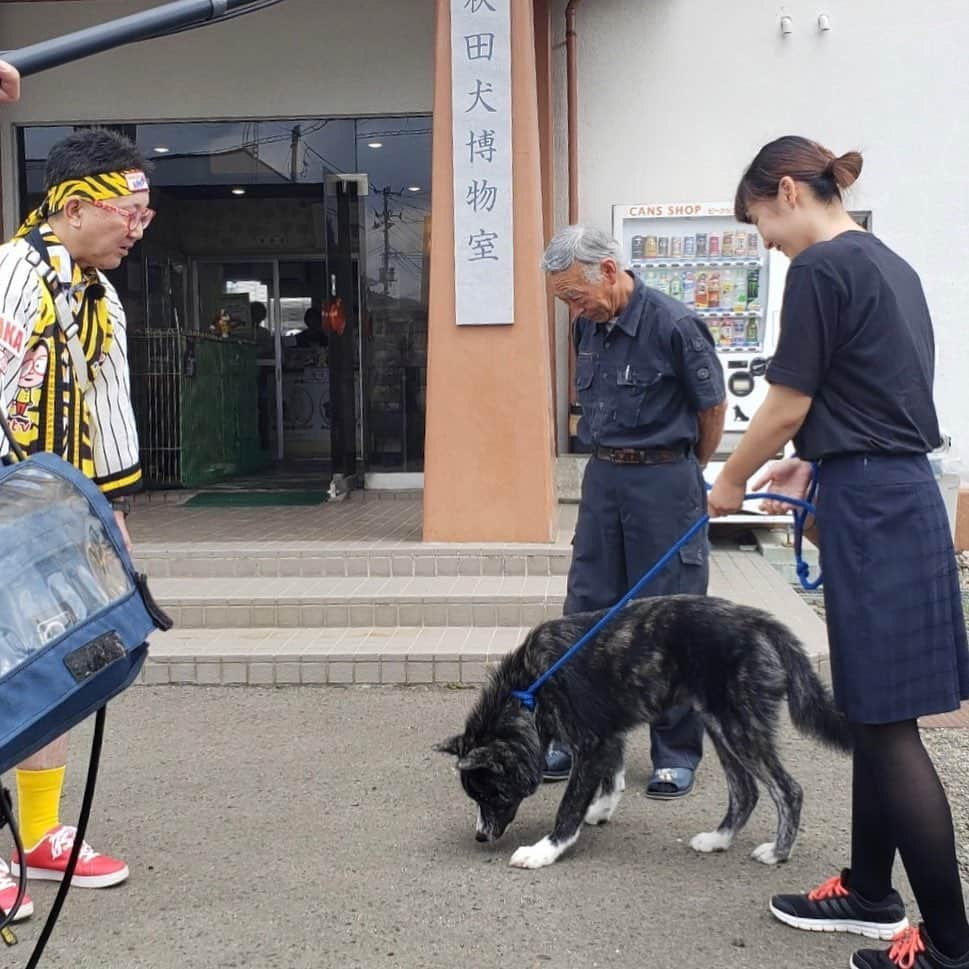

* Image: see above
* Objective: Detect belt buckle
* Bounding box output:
[612,448,636,465]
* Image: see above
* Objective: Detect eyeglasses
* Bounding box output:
[79,197,156,232]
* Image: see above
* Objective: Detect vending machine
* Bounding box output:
[612,200,791,520]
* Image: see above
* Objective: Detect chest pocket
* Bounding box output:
[575,354,596,407]
[614,366,663,428]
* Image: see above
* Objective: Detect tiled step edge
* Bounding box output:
[137,547,571,579]
[158,596,564,629]
[139,627,526,687]
[138,625,829,687]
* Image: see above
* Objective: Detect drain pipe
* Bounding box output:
[566,0,581,225]
[565,0,582,439]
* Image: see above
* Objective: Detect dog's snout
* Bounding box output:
[475,831,489,843]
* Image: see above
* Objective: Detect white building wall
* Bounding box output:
[550,0,969,466]
[0,0,435,224]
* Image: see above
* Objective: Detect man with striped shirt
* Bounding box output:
[0,128,153,920]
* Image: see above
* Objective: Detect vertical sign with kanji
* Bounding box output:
[451,0,514,325]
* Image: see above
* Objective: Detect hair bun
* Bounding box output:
[829,151,863,190]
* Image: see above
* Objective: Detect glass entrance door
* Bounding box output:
[195,259,333,468]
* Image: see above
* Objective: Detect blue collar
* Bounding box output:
[610,271,646,338]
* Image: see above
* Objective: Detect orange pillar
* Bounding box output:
[423,0,557,543]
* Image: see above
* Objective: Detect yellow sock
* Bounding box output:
[15,766,64,849]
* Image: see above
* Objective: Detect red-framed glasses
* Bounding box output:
[80,197,156,232]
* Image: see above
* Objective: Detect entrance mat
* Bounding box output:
[184,490,328,508]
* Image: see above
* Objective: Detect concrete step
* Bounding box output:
[151,575,566,629]
[137,543,571,579]
[143,626,525,686]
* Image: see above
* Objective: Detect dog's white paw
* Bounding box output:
[509,834,577,869]
[751,841,783,865]
[690,830,733,853]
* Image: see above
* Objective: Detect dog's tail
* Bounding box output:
[773,625,853,752]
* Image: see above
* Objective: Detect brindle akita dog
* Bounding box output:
[437,594,851,869]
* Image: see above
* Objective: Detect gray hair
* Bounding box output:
[540,225,626,281]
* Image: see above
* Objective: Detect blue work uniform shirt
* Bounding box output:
[573,272,725,450]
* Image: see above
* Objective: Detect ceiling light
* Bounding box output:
[367,141,383,149]
[152,146,170,154]
[231,187,246,196]
[407,185,421,192]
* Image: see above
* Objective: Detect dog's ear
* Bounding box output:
[456,745,499,773]
[434,734,464,757]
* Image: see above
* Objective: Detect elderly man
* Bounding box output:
[541,225,726,796]
[0,128,152,920]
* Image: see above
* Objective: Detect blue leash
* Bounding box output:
[510,477,821,712]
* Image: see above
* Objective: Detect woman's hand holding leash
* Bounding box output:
[707,475,746,517]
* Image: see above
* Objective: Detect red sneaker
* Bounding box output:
[0,858,33,921]
[12,825,129,888]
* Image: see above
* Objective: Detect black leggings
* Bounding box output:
[850,719,969,959]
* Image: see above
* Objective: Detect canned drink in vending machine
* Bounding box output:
[733,269,748,311]
[657,236,669,258]
[683,271,695,305]
[747,232,759,256]
[733,232,747,258]
[631,235,644,260]
[683,235,695,258]
[671,236,683,259]
[695,272,708,309]
[722,231,734,257]
[670,271,683,300]
[707,271,721,308]
[707,317,720,344]
[645,236,658,259]
[719,320,733,348]
[746,268,760,303]
[732,319,746,346]
[695,233,708,258]
[708,234,721,258]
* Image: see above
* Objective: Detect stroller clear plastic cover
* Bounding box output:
[0,464,132,679]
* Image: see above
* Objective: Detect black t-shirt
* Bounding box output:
[766,231,941,460]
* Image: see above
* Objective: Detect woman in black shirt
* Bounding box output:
[709,136,969,969]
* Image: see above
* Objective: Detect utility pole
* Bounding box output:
[290,124,301,182]
[382,187,392,296]
[374,187,401,297]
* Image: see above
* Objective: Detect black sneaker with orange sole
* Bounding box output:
[769,869,909,940]
[852,924,969,969]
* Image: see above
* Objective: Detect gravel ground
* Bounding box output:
[924,729,969,885]
[8,685,967,969]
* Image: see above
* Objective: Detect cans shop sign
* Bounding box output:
[616,202,735,220]
[450,0,514,326]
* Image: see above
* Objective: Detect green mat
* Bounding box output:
[184,490,328,507]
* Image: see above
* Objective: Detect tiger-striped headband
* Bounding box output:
[15,169,150,239]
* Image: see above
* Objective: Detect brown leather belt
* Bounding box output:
[593,446,686,465]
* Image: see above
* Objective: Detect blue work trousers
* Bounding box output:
[565,455,709,769]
